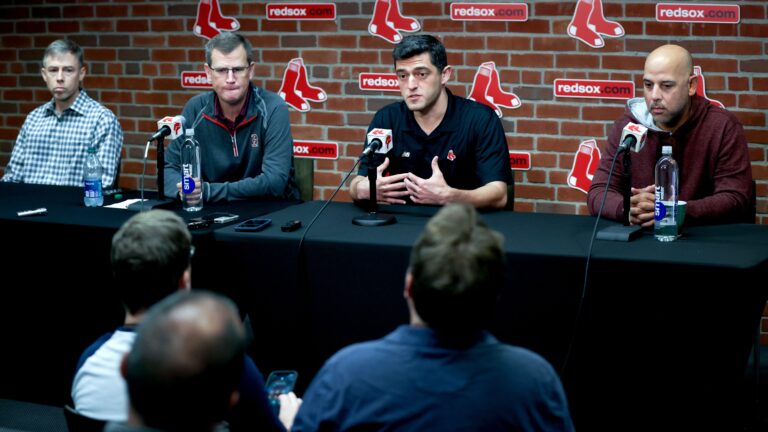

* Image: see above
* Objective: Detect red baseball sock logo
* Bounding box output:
[387,0,420,32]
[567,0,624,49]
[279,59,326,112]
[694,66,725,108]
[587,0,623,37]
[568,139,601,194]
[194,0,240,40]
[293,58,326,102]
[469,62,521,118]
[369,0,420,44]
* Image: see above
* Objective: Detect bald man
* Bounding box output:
[113,290,300,432]
[587,44,753,226]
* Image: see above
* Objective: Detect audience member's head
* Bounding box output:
[123,290,246,431]
[111,210,192,317]
[407,203,505,338]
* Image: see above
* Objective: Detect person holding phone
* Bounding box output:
[292,204,574,431]
[114,291,301,431]
[71,210,294,431]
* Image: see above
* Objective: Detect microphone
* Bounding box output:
[149,115,186,142]
[353,128,396,226]
[617,122,648,153]
[360,128,393,158]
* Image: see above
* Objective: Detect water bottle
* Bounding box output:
[654,146,678,242]
[83,146,104,207]
[181,128,203,212]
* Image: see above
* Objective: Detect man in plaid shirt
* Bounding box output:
[1,39,123,188]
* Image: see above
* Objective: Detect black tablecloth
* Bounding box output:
[210,201,768,429]
[2,184,767,428]
[0,183,297,405]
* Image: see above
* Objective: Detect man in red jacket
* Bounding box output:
[587,44,753,226]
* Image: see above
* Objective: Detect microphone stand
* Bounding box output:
[351,152,396,227]
[157,136,165,200]
[622,150,631,225]
[126,136,172,212]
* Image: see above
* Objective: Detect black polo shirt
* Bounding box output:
[359,89,512,193]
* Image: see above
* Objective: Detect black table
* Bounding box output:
[0,183,296,405]
[210,201,768,430]
[2,184,766,428]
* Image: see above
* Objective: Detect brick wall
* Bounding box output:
[0,0,765,219]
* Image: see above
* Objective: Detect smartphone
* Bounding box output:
[265,370,298,406]
[187,217,212,230]
[204,212,239,223]
[234,218,272,232]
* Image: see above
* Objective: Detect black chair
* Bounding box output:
[63,404,106,432]
[504,176,515,211]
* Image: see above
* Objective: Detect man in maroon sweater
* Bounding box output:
[587,44,753,226]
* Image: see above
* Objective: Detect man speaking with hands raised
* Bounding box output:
[349,34,512,209]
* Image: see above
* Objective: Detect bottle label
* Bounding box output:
[182,175,196,194]
[84,179,102,198]
[654,200,666,221]
[655,200,677,225]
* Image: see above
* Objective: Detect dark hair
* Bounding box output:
[205,32,253,66]
[392,34,448,72]
[126,290,246,431]
[43,39,84,68]
[110,210,192,315]
[409,204,505,337]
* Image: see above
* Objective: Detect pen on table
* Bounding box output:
[17,207,47,217]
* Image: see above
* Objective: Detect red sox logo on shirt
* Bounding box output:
[447,150,456,161]
[193,0,240,40]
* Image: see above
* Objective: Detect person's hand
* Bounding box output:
[178,178,203,205]
[405,156,452,205]
[277,392,302,431]
[356,157,409,204]
[629,185,655,227]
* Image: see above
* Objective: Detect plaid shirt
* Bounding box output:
[1,90,123,188]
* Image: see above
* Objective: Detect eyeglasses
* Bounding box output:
[44,66,78,78]
[209,64,251,77]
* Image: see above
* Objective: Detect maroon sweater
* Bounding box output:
[587,95,753,225]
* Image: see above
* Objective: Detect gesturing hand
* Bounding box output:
[405,156,452,205]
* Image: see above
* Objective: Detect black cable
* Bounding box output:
[296,157,363,253]
[560,146,627,375]
[139,139,152,212]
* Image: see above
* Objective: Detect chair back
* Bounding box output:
[63,404,106,432]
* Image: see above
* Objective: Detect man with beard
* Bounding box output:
[587,44,753,226]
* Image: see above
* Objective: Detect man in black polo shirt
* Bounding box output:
[349,34,512,209]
